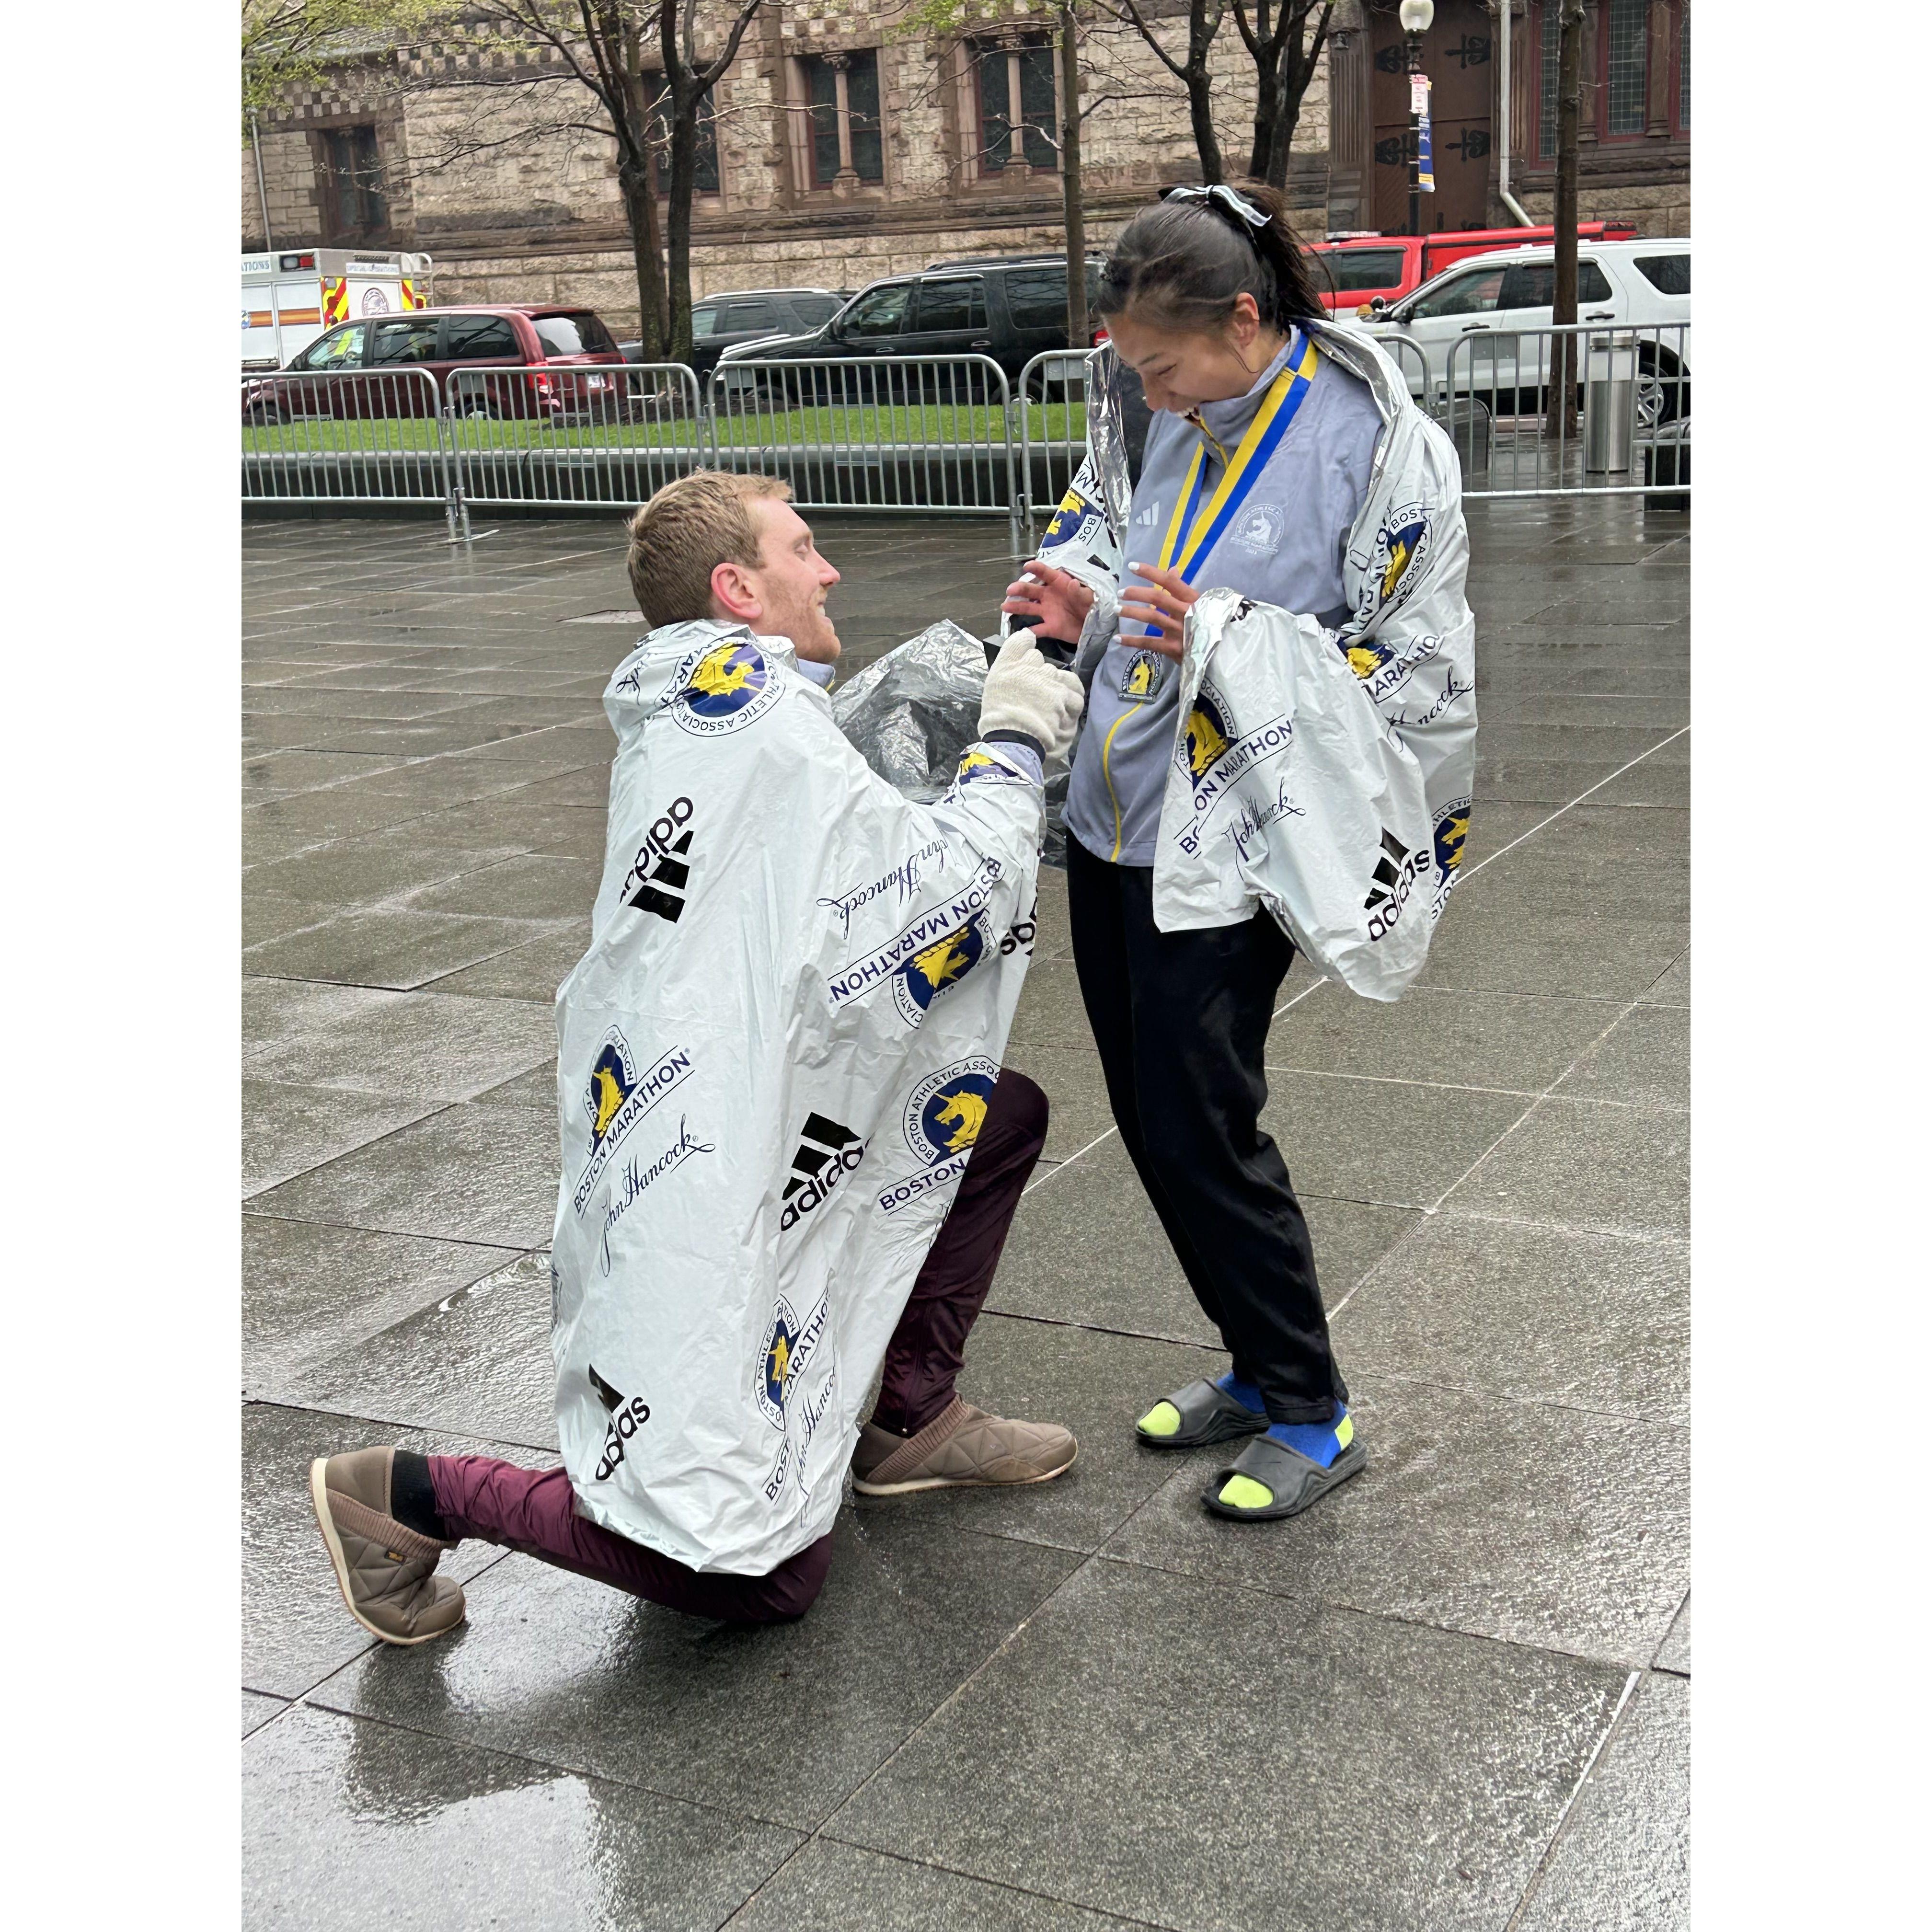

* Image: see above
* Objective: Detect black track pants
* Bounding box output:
[1065,835,1347,1424]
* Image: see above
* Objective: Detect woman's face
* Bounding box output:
[1104,294,1281,414]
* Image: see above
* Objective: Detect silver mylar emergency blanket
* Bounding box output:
[551,619,1041,1573]
[833,619,1073,866]
[1034,322,1476,999]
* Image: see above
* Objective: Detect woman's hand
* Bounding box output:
[1000,560,1095,646]
[1118,561,1199,661]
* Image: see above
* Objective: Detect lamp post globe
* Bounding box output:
[1399,0,1435,32]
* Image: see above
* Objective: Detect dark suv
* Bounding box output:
[717,256,1106,400]
[622,288,848,378]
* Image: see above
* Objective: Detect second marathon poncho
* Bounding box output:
[550,619,1042,1574]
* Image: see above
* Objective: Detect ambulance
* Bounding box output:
[241,248,435,369]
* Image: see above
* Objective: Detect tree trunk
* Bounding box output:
[1262,58,1293,186]
[1059,4,1088,349]
[666,90,697,368]
[1546,0,1582,441]
[618,149,668,361]
[1187,67,1224,184]
[1246,0,1270,177]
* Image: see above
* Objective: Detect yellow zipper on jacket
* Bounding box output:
[1100,706,1136,862]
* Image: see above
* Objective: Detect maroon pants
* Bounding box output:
[429,1069,1046,1624]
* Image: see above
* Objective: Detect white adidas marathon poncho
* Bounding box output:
[550,619,1041,1574]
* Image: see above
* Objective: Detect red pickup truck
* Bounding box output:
[1304,222,1638,315]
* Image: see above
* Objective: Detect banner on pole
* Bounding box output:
[1414,75,1435,192]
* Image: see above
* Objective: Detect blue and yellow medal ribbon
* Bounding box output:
[1104,332,1321,861]
[1142,332,1321,633]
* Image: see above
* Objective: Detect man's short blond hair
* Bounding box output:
[625,470,792,627]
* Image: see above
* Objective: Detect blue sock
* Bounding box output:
[1215,1371,1267,1414]
[1265,1405,1351,1469]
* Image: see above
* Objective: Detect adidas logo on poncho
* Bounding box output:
[780,1112,866,1229]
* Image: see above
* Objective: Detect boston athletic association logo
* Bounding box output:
[891,918,988,1026]
[877,1057,999,1218]
[572,1028,696,1216]
[667,638,781,737]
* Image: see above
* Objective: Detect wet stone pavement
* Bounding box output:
[243,505,1690,1931]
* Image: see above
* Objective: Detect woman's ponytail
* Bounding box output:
[1097,179,1323,337]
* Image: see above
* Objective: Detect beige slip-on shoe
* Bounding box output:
[851,1396,1077,1496]
[309,1446,466,1646]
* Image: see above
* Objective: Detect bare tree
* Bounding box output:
[1095,0,1226,186]
[1230,0,1329,188]
[242,0,446,126]
[387,2,765,361]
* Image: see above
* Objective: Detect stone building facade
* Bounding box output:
[241,1,1687,335]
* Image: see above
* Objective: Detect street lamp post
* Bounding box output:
[1400,0,1435,238]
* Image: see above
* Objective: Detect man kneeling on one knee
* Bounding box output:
[309,470,1087,1639]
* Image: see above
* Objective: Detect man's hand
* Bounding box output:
[1000,561,1096,647]
[1118,561,1200,662]
[978,633,1087,760]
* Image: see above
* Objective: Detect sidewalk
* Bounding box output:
[243,502,1689,1932]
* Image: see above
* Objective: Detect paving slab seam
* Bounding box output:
[1499,1669,1642,1932]
[1320,1359,1686,1431]
[743,1837,1188,1932]
[1258,1064,1545,1101]
[1455,727,1690,888]
[253,1394,560,1459]
[1650,1588,1691,1677]
[1085,1546,1660,1676]
[1321,1020,1669,1337]
[1429,1204,1689,1245]
[241,1209,544,1258]
[242,1101,465,1198]
[1323,988,1668,1325]
[277,1668,816,1848]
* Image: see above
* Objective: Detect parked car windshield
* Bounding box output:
[792,296,841,326]
[371,317,440,364]
[298,325,365,370]
[533,312,616,356]
[918,278,987,331]
[1634,254,1690,296]
[1405,266,1506,321]
[1312,248,1406,295]
[444,315,520,360]
[724,299,784,333]
[1004,265,1104,330]
[840,283,912,339]
[1496,261,1613,309]
[690,306,722,338]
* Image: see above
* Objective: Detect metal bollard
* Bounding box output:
[1585,376,1636,475]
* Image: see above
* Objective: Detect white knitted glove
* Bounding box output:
[978,634,1087,760]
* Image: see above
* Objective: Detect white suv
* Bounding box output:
[1350,239,1690,427]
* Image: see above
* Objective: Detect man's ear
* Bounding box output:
[709,559,762,625]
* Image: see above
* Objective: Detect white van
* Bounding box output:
[242,248,434,369]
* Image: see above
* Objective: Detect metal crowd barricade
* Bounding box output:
[444,363,707,516]
[1379,334,1431,412]
[707,356,1022,555]
[1439,321,1691,498]
[241,367,461,537]
[1013,348,1094,548]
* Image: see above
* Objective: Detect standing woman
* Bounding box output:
[1003,181,1471,1524]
